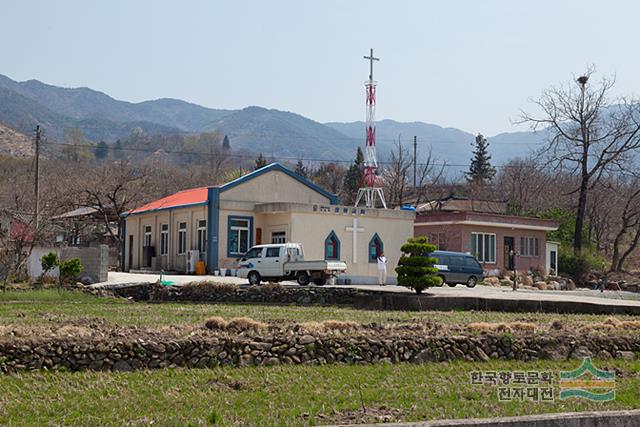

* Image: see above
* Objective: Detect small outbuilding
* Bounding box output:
[122,163,415,284]
[414,196,559,275]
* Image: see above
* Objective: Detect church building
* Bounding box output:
[121,163,415,284]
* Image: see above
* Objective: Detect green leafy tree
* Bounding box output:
[255,153,267,170]
[466,133,496,184]
[294,159,308,178]
[95,141,108,160]
[396,236,442,294]
[342,147,365,204]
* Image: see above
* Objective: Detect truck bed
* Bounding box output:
[283,260,347,272]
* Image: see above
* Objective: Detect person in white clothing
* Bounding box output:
[377,252,387,285]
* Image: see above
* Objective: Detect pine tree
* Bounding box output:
[342,147,365,204]
[294,159,308,178]
[113,139,124,159]
[255,153,267,170]
[395,236,442,294]
[222,135,230,150]
[466,133,496,184]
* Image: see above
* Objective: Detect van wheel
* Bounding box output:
[438,275,447,287]
[313,278,326,286]
[466,276,477,288]
[297,271,310,286]
[248,271,261,286]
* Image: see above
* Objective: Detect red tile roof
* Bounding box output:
[129,187,209,215]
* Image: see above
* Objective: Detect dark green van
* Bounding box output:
[431,250,485,288]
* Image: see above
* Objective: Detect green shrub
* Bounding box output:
[395,236,442,294]
[559,248,606,283]
[58,258,83,287]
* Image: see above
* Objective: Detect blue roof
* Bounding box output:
[220,162,339,205]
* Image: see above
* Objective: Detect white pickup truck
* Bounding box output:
[237,243,347,286]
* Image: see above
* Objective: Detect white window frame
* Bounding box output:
[471,232,496,264]
[177,222,187,255]
[160,224,169,256]
[271,231,286,244]
[520,236,540,257]
[197,219,207,255]
[229,218,250,256]
[143,226,152,247]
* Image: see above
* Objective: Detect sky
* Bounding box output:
[2,0,639,136]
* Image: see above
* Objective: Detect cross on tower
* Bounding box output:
[363,48,379,81]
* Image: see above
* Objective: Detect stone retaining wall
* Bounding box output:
[99,283,640,315]
[107,282,360,306]
[2,332,638,373]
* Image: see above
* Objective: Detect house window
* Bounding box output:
[368,233,383,263]
[160,224,169,256]
[271,231,286,244]
[471,232,496,263]
[520,237,540,257]
[177,222,187,255]
[228,216,252,256]
[143,226,152,247]
[197,220,207,255]
[324,231,340,260]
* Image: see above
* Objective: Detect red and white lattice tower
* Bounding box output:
[355,48,387,209]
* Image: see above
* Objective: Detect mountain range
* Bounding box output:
[0,73,546,169]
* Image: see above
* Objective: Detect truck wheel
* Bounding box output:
[313,278,326,286]
[248,271,261,286]
[297,271,310,286]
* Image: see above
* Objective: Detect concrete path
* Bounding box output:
[95,272,640,309]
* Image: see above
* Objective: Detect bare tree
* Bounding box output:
[521,69,640,254]
[77,161,150,267]
[604,175,640,271]
[383,140,411,207]
[312,163,346,195]
[413,146,446,205]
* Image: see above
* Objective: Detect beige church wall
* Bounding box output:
[221,170,332,205]
[125,205,207,271]
[288,211,414,284]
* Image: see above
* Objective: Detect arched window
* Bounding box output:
[368,233,383,263]
[324,231,340,260]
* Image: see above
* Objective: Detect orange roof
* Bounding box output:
[130,187,209,214]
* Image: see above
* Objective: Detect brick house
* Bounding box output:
[414,197,560,275]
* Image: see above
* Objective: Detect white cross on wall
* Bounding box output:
[346,218,364,263]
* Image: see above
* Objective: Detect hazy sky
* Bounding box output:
[2,0,639,135]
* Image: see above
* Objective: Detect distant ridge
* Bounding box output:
[0,73,547,167]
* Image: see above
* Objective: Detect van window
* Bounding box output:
[464,257,481,269]
[434,255,449,265]
[245,247,263,259]
[448,255,463,267]
[266,247,280,258]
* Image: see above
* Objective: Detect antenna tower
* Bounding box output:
[355,48,387,209]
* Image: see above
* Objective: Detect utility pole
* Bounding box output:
[34,125,41,229]
[413,135,417,189]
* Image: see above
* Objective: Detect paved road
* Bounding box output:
[96,272,640,308]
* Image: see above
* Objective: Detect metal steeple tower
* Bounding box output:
[355,48,387,209]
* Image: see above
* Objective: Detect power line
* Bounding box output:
[40,140,530,169]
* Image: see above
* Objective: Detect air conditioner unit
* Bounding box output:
[187,250,200,274]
